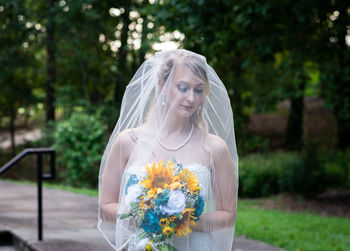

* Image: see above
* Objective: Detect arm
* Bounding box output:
[192,137,237,232]
[99,131,130,223]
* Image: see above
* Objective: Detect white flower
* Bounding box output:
[127,165,148,180]
[124,184,143,209]
[135,237,150,250]
[160,189,186,214]
[136,166,148,180]
[128,235,150,251]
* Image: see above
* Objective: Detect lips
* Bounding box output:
[181,105,194,109]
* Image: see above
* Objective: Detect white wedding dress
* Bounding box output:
[123,163,217,251]
[170,163,217,251]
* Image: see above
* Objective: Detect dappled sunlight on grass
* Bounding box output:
[236,200,350,251]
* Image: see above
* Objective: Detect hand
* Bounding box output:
[192,219,204,232]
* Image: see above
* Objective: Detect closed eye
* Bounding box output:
[177,85,188,92]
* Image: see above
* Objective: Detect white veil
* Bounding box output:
[98,49,238,251]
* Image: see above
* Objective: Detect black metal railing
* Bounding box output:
[0,148,55,241]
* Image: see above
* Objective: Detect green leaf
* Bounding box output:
[159,244,178,251]
[138,232,149,240]
[118,213,130,220]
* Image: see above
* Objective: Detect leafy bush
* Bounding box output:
[88,101,120,133]
[283,143,328,198]
[321,148,350,188]
[237,130,270,155]
[53,112,106,188]
[239,147,350,198]
[239,151,302,197]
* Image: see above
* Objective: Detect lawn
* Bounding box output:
[236,200,350,251]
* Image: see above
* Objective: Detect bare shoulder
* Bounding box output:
[205,133,235,171]
[114,128,138,149]
[108,127,141,165]
[205,133,229,155]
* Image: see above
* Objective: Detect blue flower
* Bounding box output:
[154,188,170,205]
[193,197,204,221]
[172,158,182,170]
[125,174,139,195]
[141,209,160,233]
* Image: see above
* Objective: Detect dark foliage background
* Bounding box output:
[0,0,349,195]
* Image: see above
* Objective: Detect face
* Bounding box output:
[166,64,205,118]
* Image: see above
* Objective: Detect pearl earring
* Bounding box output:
[161,94,166,106]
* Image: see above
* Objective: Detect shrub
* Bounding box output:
[239,147,350,198]
[89,101,120,133]
[321,148,350,188]
[283,143,328,198]
[237,130,270,155]
[239,151,302,197]
[53,112,106,188]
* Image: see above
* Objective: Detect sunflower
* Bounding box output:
[140,160,181,199]
[139,195,153,210]
[159,218,169,227]
[174,208,197,237]
[146,243,152,251]
[162,226,173,236]
[178,169,200,194]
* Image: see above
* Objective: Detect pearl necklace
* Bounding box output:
[157,124,194,151]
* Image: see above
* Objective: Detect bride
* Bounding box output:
[98,49,238,251]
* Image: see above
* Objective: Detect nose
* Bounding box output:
[186,89,195,103]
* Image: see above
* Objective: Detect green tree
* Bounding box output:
[316,1,350,149]
[149,0,349,152]
[45,0,57,122]
[0,0,38,154]
[148,0,281,153]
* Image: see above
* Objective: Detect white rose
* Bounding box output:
[160,190,186,214]
[124,184,143,209]
[135,237,150,250]
[136,166,148,180]
[129,235,150,251]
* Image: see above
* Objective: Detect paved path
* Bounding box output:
[0,181,285,251]
[0,129,42,150]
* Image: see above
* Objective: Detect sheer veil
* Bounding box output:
[98,49,239,250]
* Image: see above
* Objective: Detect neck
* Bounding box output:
[161,113,192,137]
[147,110,193,137]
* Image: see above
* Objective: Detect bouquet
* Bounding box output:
[119,160,205,251]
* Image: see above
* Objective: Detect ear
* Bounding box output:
[158,79,165,91]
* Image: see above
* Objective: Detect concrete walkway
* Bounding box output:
[0,129,42,150]
[0,181,285,251]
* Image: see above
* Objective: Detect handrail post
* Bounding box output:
[1,147,55,241]
[37,152,43,241]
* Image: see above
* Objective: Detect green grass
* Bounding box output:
[3,179,350,251]
[236,200,350,251]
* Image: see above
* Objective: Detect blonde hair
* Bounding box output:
[158,50,210,129]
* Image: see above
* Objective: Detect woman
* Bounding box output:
[98,49,238,251]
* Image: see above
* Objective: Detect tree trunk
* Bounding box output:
[335,2,350,149]
[114,3,131,104]
[139,14,148,64]
[24,105,31,129]
[285,82,305,151]
[9,104,16,156]
[337,117,350,149]
[46,0,57,123]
